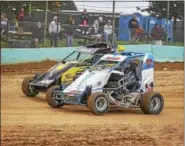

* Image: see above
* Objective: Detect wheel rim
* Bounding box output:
[27,80,35,94]
[52,92,63,105]
[95,97,108,111]
[150,97,161,111]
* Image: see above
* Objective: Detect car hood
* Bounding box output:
[63,69,111,93]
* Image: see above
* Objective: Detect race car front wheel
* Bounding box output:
[46,86,64,108]
[22,76,38,97]
[140,92,164,114]
[87,92,108,115]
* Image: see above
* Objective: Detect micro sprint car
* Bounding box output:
[21,42,125,97]
[46,52,164,115]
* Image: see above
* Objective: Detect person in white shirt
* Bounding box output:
[49,16,61,47]
[93,20,99,34]
[92,19,102,42]
[104,20,112,42]
[1,13,8,35]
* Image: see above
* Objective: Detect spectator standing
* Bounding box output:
[65,15,75,47]
[80,9,88,26]
[18,8,25,32]
[134,25,144,43]
[128,15,139,43]
[49,16,61,47]
[151,23,165,45]
[80,9,88,35]
[93,19,102,42]
[32,22,44,47]
[98,15,105,34]
[1,13,8,35]
[93,20,99,34]
[104,20,112,42]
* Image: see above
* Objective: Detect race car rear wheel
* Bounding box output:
[87,92,108,115]
[46,86,64,108]
[22,76,38,97]
[140,92,164,114]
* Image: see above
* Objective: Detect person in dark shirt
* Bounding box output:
[31,22,44,47]
[18,8,25,32]
[151,23,165,45]
[65,15,75,47]
[128,15,139,43]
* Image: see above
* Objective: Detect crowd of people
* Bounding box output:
[1,8,166,47]
[46,9,117,47]
[128,15,165,45]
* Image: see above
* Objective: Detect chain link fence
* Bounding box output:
[1,11,184,48]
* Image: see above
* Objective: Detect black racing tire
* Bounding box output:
[22,76,38,97]
[140,92,164,114]
[46,86,64,108]
[87,92,109,115]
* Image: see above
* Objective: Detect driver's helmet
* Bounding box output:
[117,45,125,52]
[132,58,139,64]
[130,59,140,71]
[111,44,125,53]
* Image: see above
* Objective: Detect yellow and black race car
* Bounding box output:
[21,42,125,97]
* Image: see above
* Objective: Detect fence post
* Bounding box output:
[44,0,48,47]
[6,6,11,47]
[166,1,170,45]
[112,0,115,45]
[146,18,149,44]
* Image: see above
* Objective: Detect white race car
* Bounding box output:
[46,52,164,115]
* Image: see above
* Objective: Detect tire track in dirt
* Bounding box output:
[1,61,184,75]
[1,63,184,146]
[1,124,183,146]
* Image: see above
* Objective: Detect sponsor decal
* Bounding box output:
[146,59,153,68]
[66,90,79,96]
[105,56,121,61]
[143,56,154,69]
[145,83,153,92]
[40,79,53,84]
[78,48,93,53]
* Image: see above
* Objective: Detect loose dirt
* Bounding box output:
[1,62,184,146]
[1,60,184,75]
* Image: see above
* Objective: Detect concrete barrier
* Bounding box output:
[1,45,184,64]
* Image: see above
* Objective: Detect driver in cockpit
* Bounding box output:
[124,59,141,91]
[115,59,141,91]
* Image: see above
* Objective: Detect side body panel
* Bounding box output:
[63,70,112,93]
[141,53,154,92]
[61,66,90,83]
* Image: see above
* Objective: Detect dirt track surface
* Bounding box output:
[1,62,184,146]
[1,60,184,75]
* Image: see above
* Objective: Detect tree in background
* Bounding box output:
[31,1,77,11]
[137,1,184,41]
[1,1,77,18]
[139,1,184,20]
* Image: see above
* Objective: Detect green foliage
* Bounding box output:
[31,1,77,11]
[141,1,184,20]
[1,1,77,18]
